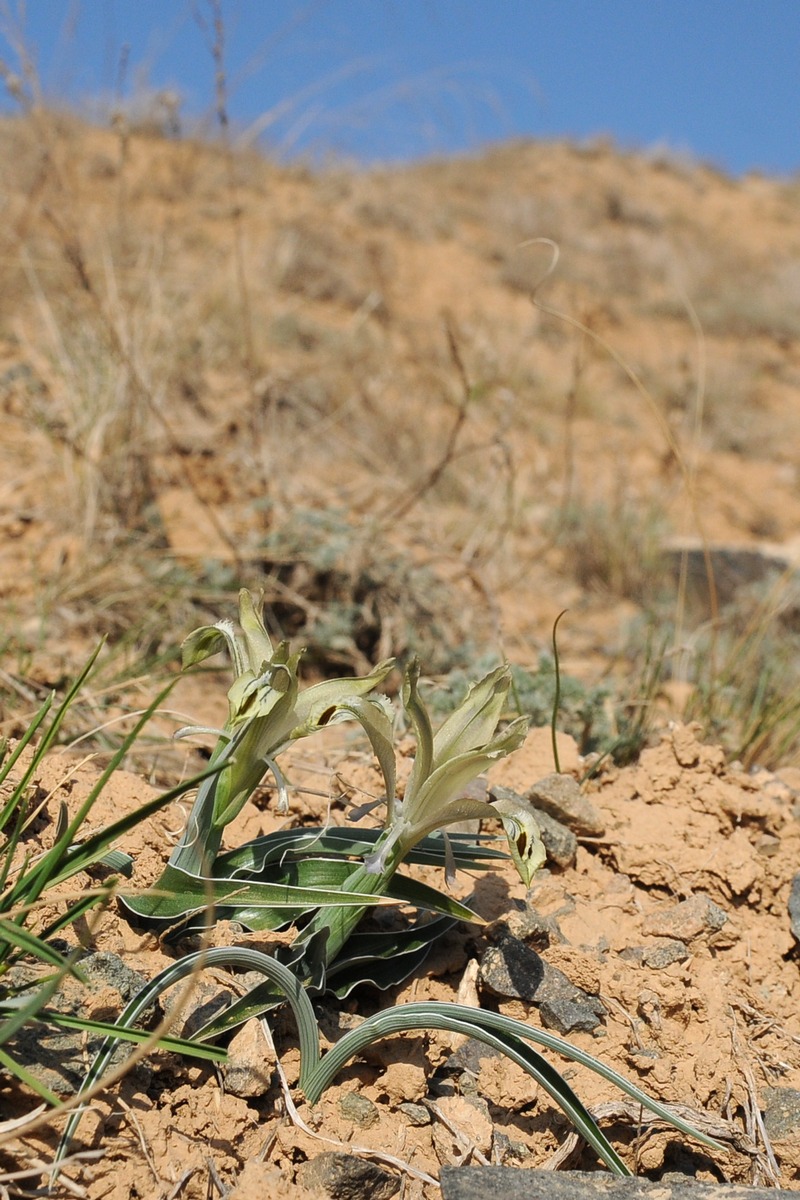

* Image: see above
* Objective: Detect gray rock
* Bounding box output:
[223,1020,274,1098]
[641,894,728,941]
[491,786,577,867]
[1,950,153,1095]
[641,940,689,969]
[525,774,605,837]
[398,1101,431,1126]
[296,1152,399,1200]
[530,808,578,868]
[441,1168,798,1200]
[539,997,605,1034]
[445,1037,501,1075]
[339,1090,380,1128]
[491,1130,530,1162]
[763,1086,800,1138]
[618,947,645,966]
[503,907,567,948]
[788,873,800,942]
[664,540,793,611]
[480,937,605,1032]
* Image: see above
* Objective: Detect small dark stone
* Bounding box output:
[763,1085,800,1139]
[539,997,604,1034]
[398,1101,431,1126]
[480,936,605,1032]
[296,1152,399,1200]
[788,874,800,942]
[491,1130,530,1163]
[642,940,689,969]
[525,774,605,836]
[504,907,567,948]
[446,1038,501,1075]
[339,1091,380,1128]
[440,1167,798,1200]
[479,937,544,1001]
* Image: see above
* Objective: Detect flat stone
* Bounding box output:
[788,873,800,942]
[1,950,153,1095]
[763,1086,800,1138]
[663,540,792,610]
[444,1037,502,1075]
[223,1019,274,1098]
[503,907,567,948]
[641,894,728,941]
[525,774,605,837]
[339,1090,380,1128]
[441,1167,799,1200]
[641,940,689,969]
[296,1152,399,1200]
[539,996,604,1034]
[491,786,577,867]
[398,1101,431,1126]
[480,937,605,1032]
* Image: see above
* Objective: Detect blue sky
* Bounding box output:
[1,1,798,177]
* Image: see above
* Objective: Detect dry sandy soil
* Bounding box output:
[2,112,800,1196]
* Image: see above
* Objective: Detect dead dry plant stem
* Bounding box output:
[557,321,586,522]
[730,1009,781,1186]
[523,237,721,637]
[36,200,244,568]
[378,316,472,526]
[202,0,273,505]
[0,66,244,561]
[117,1097,161,1188]
[207,0,257,383]
[0,1149,103,1197]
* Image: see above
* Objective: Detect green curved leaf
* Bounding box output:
[119,863,397,931]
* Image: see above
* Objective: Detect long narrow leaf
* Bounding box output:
[0,694,54,834]
[44,756,227,889]
[217,826,508,875]
[304,1001,726,1156]
[0,919,85,976]
[59,945,321,1162]
[33,888,115,946]
[120,862,397,931]
[6,672,175,908]
[36,1011,226,1061]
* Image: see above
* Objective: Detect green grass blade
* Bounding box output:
[0,918,85,975]
[36,1010,227,1060]
[0,694,54,833]
[14,677,177,903]
[58,945,320,1164]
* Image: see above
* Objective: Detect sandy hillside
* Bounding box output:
[2,111,800,1197]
